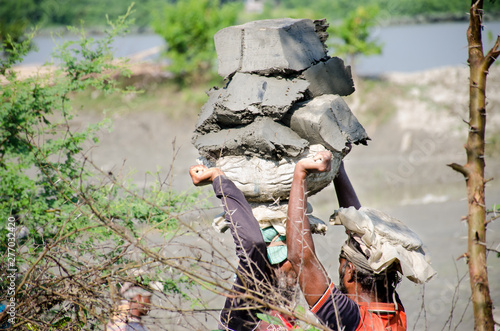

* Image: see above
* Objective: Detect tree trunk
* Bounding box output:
[448,1,499,330]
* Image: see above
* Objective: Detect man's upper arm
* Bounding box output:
[333,163,361,209]
[311,283,360,331]
[212,176,268,275]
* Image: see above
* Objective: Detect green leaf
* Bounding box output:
[52,316,71,328]
[256,313,284,326]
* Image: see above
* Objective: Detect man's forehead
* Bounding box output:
[135,294,151,302]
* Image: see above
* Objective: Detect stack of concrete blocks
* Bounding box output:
[192,18,369,236]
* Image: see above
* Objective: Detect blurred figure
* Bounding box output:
[106,283,151,331]
[0,301,12,329]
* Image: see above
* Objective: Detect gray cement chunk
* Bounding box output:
[313,19,329,45]
[222,73,309,111]
[193,117,309,160]
[303,57,355,97]
[193,87,223,135]
[217,72,309,123]
[215,18,327,78]
[283,95,369,153]
[329,96,370,144]
[194,73,309,134]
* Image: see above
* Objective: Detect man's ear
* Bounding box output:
[345,262,355,283]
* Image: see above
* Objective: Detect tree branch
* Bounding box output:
[485,214,500,225]
[483,35,500,70]
[448,163,470,177]
[486,247,500,255]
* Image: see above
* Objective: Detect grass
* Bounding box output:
[71,79,211,121]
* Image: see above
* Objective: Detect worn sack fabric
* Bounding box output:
[198,144,340,202]
[330,206,436,283]
[213,201,327,235]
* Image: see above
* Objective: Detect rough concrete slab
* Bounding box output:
[197,144,342,202]
[313,19,329,45]
[193,73,310,134]
[220,72,309,116]
[329,96,370,144]
[303,57,355,97]
[283,95,369,153]
[215,18,327,78]
[193,87,224,135]
[193,117,309,160]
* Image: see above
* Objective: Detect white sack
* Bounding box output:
[330,206,436,283]
[199,144,341,202]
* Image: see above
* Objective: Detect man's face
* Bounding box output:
[130,294,151,317]
[338,258,348,294]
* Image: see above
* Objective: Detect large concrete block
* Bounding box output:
[192,117,309,160]
[198,144,341,202]
[283,95,369,153]
[193,73,310,134]
[193,87,224,135]
[219,72,310,119]
[215,18,327,78]
[303,57,355,97]
[329,96,370,145]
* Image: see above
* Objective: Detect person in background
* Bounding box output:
[106,282,152,331]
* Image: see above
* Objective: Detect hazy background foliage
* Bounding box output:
[151,0,241,85]
[0,10,210,329]
[2,0,500,84]
[2,0,500,45]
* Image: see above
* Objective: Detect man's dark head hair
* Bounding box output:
[339,260,401,303]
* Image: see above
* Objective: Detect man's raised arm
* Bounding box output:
[286,151,332,306]
[189,164,269,330]
[333,162,361,209]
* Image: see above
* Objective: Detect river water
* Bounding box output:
[20,21,500,75]
[20,33,166,65]
[357,21,500,75]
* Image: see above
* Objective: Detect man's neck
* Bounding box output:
[347,285,385,304]
[347,291,376,303]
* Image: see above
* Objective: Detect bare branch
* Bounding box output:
[486,247,500,255]
[448,163,470,177]
[483,35,500,70]
[484,177,494,184]
[485,214,500,225]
